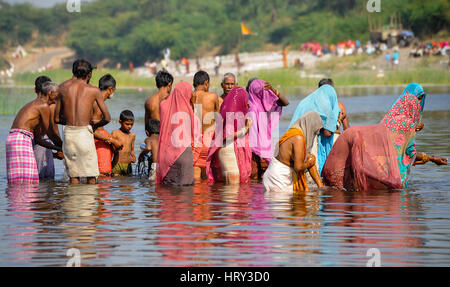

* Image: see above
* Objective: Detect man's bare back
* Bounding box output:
[12,99,52,134]
[191,90,219,132]
[145,90,163,124]
[56,79,111,127]
[276,134,322,189]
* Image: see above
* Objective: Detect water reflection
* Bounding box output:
[321,189,426,266]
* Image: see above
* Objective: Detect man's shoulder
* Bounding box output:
[85,84,101,93]
[208,92,218,98]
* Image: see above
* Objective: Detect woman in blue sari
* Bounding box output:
[288,84,340,174]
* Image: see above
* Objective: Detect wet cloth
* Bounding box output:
[288,84,340,174]
[263,157,293,192]
[217,141,240,179]
[321,124,403,191]
[112,162,132,176]
[322,84,423,191]
[6,129,39,184]
[94,129,113,174]
[248,79,282,162]
[33,135,55,179]
[193,129,214,168]
[156,82,195,185]
[63,125,99,178]
[162,147,194,185]
[206,87,252,184]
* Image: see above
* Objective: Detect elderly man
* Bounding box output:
[218,72,237,107]
[6,81,61,184]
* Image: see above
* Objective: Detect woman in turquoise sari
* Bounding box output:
[288,84,340,174]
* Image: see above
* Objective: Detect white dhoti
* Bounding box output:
[63,125,99,178]
[262,157,293,192]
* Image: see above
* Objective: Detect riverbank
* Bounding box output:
[11,65,450,89]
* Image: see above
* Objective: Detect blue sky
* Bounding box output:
[5,0,95,8]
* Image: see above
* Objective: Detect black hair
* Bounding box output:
[73,59,95,79]
[72,59,81,75]
[99,74,116,91]
[246,78,258,93]
[318,78,334,88]
[35,75,52,95]
[120,110,134,122]
[155,70,174,89]
[193,70,209,88]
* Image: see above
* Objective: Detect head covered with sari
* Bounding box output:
[390,83,426,113]
[290,111,323,155]
[382,83,423,186]
[288,84,340,173]
[206,86,252,183]
[247,79,282,161]
[156,81,194,184]
[277,111,323,192]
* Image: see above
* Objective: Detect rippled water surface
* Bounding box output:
[0,85,449,266]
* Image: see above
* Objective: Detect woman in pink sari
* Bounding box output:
[156,81,195,186]
[247,78,289,180]
[322,83,447,191]
[206,87,252,185]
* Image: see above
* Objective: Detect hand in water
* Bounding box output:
[431,156,448,166]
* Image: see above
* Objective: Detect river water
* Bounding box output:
[0,85,448,267]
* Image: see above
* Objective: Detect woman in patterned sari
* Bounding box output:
[322,83,447,191]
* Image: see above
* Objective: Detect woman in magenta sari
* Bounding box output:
[206,87,252,185]
[247,78,289,180]
[322,83,447,191]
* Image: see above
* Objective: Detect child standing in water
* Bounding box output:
[111,110,136,176]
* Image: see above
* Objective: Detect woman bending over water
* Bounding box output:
[321,83,447,191]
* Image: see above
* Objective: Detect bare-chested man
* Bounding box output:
[191,70,220,181]
[140,70,173,181]
[55,59,111,184]
[92,74,123,176]
[6,82,61,184]
[218,72,237,107]
[33,76,64,179]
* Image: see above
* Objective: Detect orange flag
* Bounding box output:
[241,23,252,35]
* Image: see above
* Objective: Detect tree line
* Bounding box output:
[0,0,448,67]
